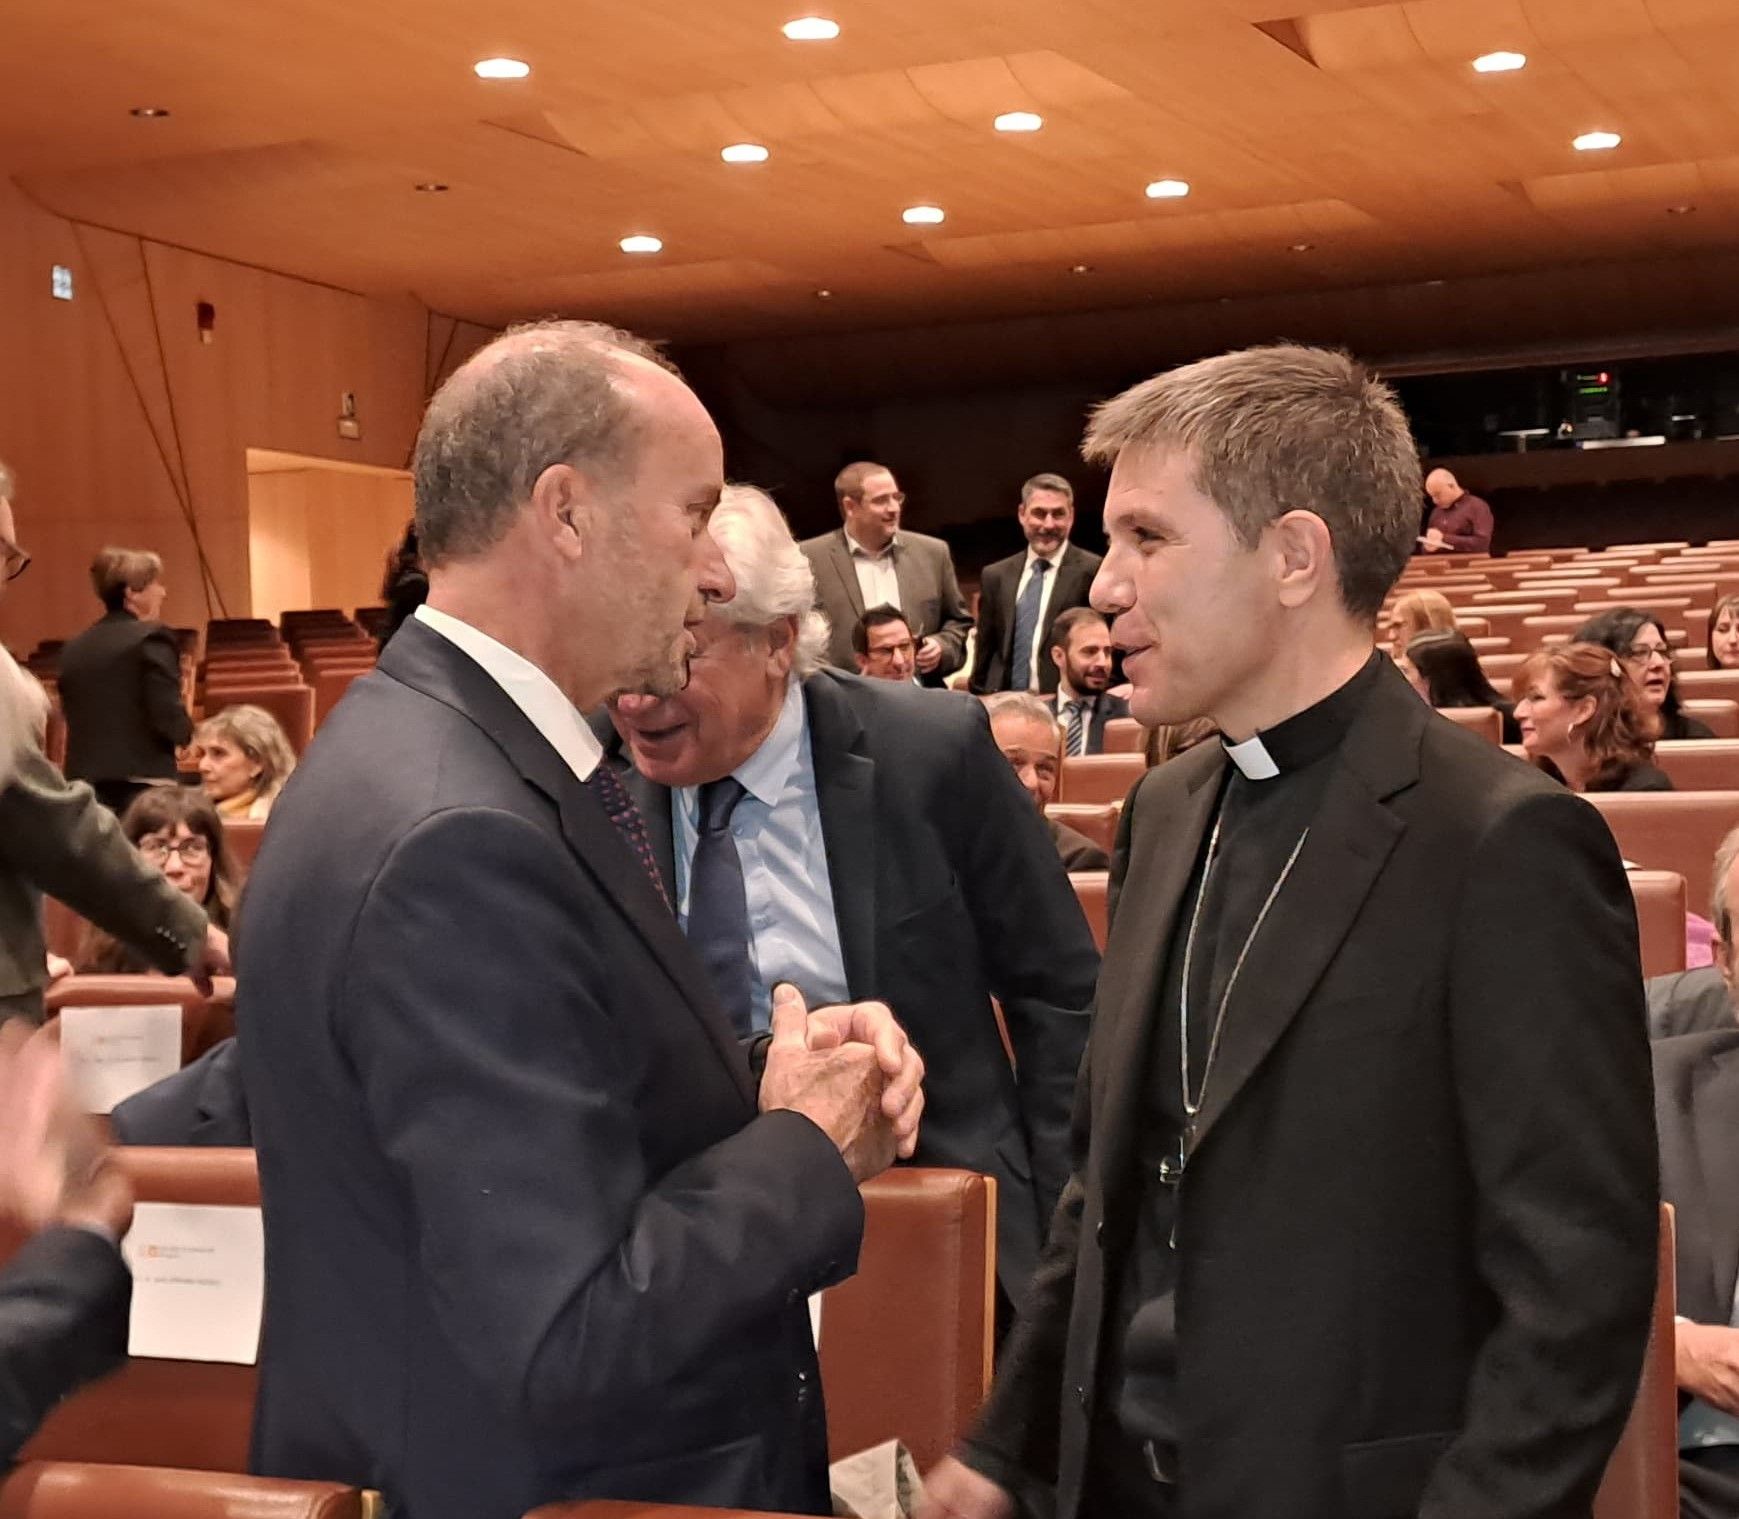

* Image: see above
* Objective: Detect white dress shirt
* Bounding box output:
[1013,548,1063,689]
[414,604,602,783]
[846,530,902,615]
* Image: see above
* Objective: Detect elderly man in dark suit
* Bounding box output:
[923,344,1656,1519]
[801,462,971,685]
[970,474,1103,697]
[608,483,1097,1317]
[237,323,924,1519]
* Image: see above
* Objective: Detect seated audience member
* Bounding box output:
[1709,594,1739,672]
[78,787,238,974]
[1046,608,1130,756]
[1386,587,1458,649]
[1142,716,1217,766]
[1417,467,1494,554]
[853,604,918,683]
[1576,606,1716,740]
[56,546,193,814]
[110,1036,248,1147]
[986,692,1108,871]
[1514,642,1673,794]
[1652,826,1739,1518]
[194,704,297,820]
[607,484,1096,1314]
[1404,629,1523,742]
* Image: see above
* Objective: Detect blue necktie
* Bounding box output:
[1008,558,1052,691]
[685,777,755,1036]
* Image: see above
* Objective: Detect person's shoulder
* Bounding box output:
[1054,821,1109,871]
[1653,1026,1739,1086]
[797,528,841,554]
[1063,541,1104,572]
[900,528,957,560]
[807,667,977,735]
[980,548,1024,581]
[1614,762,1674,792]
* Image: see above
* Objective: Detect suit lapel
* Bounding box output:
[616,759,678,904]
[893,540,928,627]
[826,532,867,622]
[994,561,1019,669]
[1694,1043,1739,1319]
[804,675,878,996]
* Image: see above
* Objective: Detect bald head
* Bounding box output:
[414,319,691,567]
[1425,468,1462,507]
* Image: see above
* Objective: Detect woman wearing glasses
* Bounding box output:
[1574,606,1716,740]
[78,787,238,974]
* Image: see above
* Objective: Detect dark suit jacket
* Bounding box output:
[1045,691,1131,756]
[1655,1030,1739,1329]
[968,662,1658,1519]
[235,619,864,1519]
[1048,818,1108,873]
[1648,967,1735,1042]
[56,611,191,785]
[604,670,1098,1302]
[968,544,1103,696]
[0,1226,131,1465]
[800,529,972,683]
[110,1038,250,1148]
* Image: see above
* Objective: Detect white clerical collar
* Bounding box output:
[1222,733,1280,782]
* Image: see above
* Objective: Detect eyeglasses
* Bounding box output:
[1621,644,1673,665]
[867,639,916,661]
[139,836,211,866]
[2,545,29,583]
[862,491,906,509]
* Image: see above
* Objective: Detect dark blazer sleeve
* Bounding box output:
[110,1038,250,1148]
[339,804,865,1432]
[0,743,207,981]
[929,545,974,680]
[1421,788,1658,1517]
[139,626,192,752]
[968,563,1009,696]
[0,1226,131,1465]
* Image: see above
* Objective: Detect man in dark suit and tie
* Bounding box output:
[924,344,1656,1519]
[237,322,923,1519]
[1044,608,1130,757]
[970,474,1103,697]
[607,483,1098,1317]
[801,462,972,685]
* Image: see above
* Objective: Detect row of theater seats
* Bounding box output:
[199,612,381,755]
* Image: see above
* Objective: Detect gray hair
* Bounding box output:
[985,690,1061,737]
[1083,344,1420,621]
[708,484,832,678]
[1021,472,1074,505]
[413,319,676,568]
[1715,823,1739,943]
[0,647,48,791]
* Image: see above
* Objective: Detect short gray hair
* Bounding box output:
[1021,473,1074,505]
[708,484,832,678]
[985,690,1061,737]
[1714,823,1739,943]
[0,648,48,791]
[1083,344,1420,621]
[413,319,675,568]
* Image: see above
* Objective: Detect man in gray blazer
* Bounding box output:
[0,471,224,1024]
[800,462,972,685]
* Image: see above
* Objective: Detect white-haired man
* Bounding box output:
[608,483,1098,1314]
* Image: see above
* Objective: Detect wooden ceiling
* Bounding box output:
[7,0,1739,344]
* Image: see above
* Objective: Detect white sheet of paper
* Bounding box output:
[810,1291,824,1349]
[58,1003,182,1114]
[123,1202,265,1365]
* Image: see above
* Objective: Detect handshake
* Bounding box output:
[757,983,926,1183]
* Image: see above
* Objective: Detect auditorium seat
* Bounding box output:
[0,1463,368,1519]
[1100,717,1145,754]
[526,1506,805,1519]
[1466,607,1551,642]
[1520,615,1593,649]
[309,666,369,725]
[45,976,232,1068]
[1436,706,1502,744]
[1059,752,1145,805]
[1071,870,1109,950]
[1591,1204,1678,1519]
[200,684,314,754]
[1045,801,1120,854]
[818,1169,994,1475]
[1628,871,1689,979]
[1683,699,1739,738]
[1653,741,1739,792]
[17,1149,260,1474]
[224,817,266,872]
[1677,670,1739,704]
[1586,793,1739,894]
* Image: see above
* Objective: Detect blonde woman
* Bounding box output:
[1385,587,1458,649]
[194,704,297,820]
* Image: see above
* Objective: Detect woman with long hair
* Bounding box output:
[193,704,297,820]
[1707,593,1739,671]
[1512,642,1672,794]
[1402,630,1522,743]
[1386,588,1458,650]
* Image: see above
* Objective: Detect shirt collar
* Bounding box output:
[679,676,806,813]
[1057,677,1092,709]
[1221,650,1383,782]
[1026,546,1061,572]
[845,529,898,562]
[413,603,602,782]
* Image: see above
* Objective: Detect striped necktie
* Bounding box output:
[585,765,671,910]
[1065,699,1088,757]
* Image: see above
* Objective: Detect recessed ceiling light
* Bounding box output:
[1668,203,1696,215]
[1144,179,1191,199]
[815,289,833,299]
[721,143,770,164]
[130,106,170,118]
[782,16,840,40]
[1573,130,1622,152]
[1288,241,1315,253]
[1070,264,1093,275]
[1472,51,1527,73]
[902,205,945,225]
[474,57,531,79]
[415,182,449,193]
[994,111,1043,133]
[619,235,664,254]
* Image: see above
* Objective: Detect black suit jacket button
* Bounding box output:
[1095,1220,1106,1245]
[787,1288,802,1306]
[1075,1384,1089,1410]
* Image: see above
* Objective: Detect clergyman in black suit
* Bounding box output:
[236,323,923,1519]
[969,473,1103,697]
[1044,607,1130,756]
[55,547,192,814]
[606,483,1097,1314]
[922,344,1657,1519]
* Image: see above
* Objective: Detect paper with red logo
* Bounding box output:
[122,1202,265,1364]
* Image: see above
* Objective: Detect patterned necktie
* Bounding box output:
[585,765,671,910]
[1007,558,1052,691]
[684,777,756,1037]
[1065,698,1087,757]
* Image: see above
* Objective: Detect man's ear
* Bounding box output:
[532,463,587,563]
[1270,509,1335,611]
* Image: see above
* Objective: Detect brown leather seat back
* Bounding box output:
[224,818,266,874]
[1437,706,1502,744]
[1058,753,1145,805]
[1627,871,1688,979]
[45,977,231,1067]
[0,1463,365,1519]
[1071,871,1109,951]
[1100,718,1145,754]
[1653,740,1739,791]
[1592,1204,1678,1519]
[818,1169,994,1474]
[1044,802,1120,855]
[19,1150,260,1473]
[200,685,314,754]
[1682,700,1739,739]
[1587,792,1739,895]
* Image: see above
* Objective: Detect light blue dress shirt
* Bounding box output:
[672,679,850,1031]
